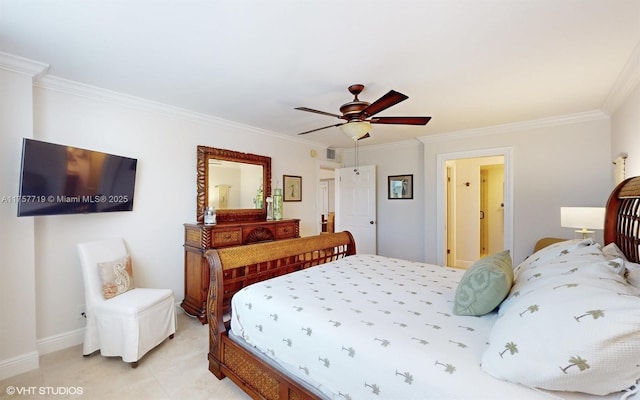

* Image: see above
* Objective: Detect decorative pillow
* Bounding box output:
[97,255,135,299]
[482,251,640,395]
[453,250,513,316]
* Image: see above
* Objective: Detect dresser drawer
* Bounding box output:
[211,228,243,247]
[275,222,298,239]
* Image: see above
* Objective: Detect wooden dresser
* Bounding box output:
[182,219,300,323]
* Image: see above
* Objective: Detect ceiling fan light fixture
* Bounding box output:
[340,121,371,141]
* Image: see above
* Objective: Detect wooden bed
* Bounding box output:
[204,230,356,399]
[204,176,640,400]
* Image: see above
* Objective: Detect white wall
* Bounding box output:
[611,82,640,178]
[343,114,612,266]
[0,55,47,379]
[0,68,331,378]
[420,113,612,266]
[30,77,331,338]
[342,140,425,262]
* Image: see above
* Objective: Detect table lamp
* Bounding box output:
[560,207,605,239]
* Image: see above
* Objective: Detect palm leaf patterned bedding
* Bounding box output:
[230,254,596,400]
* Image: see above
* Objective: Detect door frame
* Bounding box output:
[435,147,513,266]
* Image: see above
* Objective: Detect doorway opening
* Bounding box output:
[317,160,342,234]
[437,148,512,267]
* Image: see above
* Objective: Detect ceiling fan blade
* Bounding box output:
[297,123,345,135]
[362,90,408,117]
[370,116,431,125]
[295,107,342,119]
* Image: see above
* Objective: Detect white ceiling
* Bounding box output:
[1,0,639,148]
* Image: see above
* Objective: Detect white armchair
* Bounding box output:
[77,238,176,367]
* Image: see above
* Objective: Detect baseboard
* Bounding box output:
[0,351,39,381]
[36,303,183,356]
[1,304,183,380]
[36,327,85,356]
[0,329,84,380]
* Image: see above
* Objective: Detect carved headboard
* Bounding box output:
[604,176,640,263]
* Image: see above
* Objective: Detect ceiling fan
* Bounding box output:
[295,84,431,140]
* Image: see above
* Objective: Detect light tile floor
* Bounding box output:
[0,312,251,400]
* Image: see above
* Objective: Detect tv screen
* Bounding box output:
[17,138,137,216]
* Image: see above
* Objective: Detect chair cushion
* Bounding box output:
[95,288,174,315]
[97,255,135,299]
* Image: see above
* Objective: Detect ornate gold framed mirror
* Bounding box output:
[196,146,271,223]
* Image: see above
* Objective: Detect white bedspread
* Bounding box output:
[229,254,623,400]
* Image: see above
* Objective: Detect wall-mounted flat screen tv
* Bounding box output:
[17,138,137,217]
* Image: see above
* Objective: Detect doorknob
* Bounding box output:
[480,211,485,220]
[370,221,375,224]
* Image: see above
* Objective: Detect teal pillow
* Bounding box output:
[453,250,513,316]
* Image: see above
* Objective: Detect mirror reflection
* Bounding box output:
[208,160,264,209]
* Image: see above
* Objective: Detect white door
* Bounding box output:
[335,165,377,254]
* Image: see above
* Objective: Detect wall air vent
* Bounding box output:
[326,148,336,160]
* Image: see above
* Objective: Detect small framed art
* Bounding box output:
[283,175,302,202]
[388,174,413,199]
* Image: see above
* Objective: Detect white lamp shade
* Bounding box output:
[560,207,605,230]
[340,121,371,140]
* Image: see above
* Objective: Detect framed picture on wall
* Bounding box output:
[388,174,413,199]
[283,175,302,201]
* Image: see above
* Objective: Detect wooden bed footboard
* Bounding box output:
[204,231,356,399]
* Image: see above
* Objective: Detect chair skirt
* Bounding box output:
[83,288,176,363]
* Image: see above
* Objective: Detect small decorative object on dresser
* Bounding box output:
[273,188,283,220]
[283,175,302,201]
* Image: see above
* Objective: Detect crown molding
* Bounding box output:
[602,39,640,115]
[0,51,49,78]
[418,110,609,144]
[33,74,327,148]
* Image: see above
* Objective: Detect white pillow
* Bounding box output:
[602,242,628,261]
[514,238,594,280]
[601,242,628,277]
[626,261,640,288]
[482,251,640,395]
